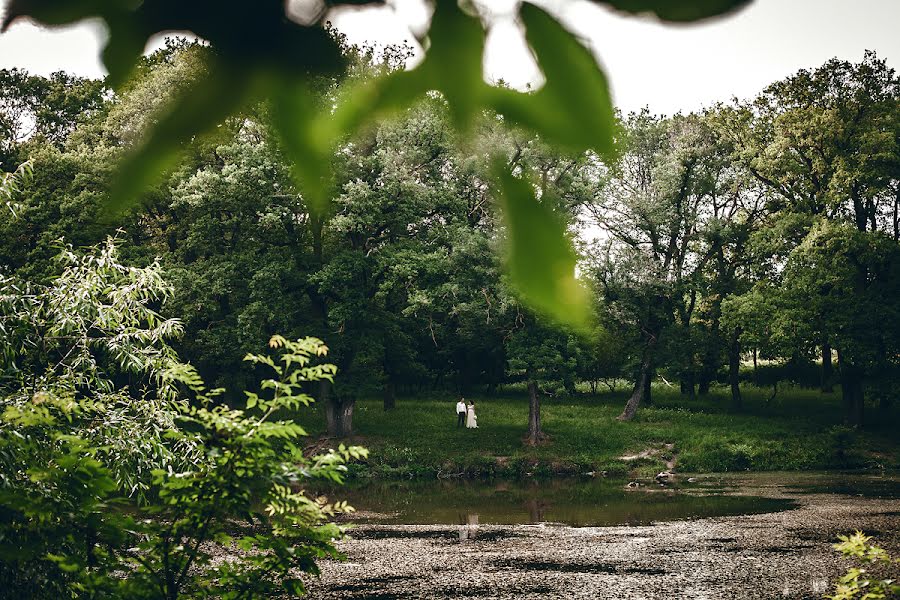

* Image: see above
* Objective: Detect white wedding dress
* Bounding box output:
[466,405,478,428]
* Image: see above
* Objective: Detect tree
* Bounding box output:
[506,311,579,445]
[584,112,739,419]
[721,52,900,420]
[0,68,106,165]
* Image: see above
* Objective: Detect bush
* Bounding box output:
[828,531,899,599]
[0,240,365,598]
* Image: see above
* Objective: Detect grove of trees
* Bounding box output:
[2,46,898,439]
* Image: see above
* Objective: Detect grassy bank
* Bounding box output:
[295,384,900,478]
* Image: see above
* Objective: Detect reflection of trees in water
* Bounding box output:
[525,499,550,523]
[458,513,479,540]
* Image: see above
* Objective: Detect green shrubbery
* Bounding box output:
[828,531,899,599]
[0,240,364,598]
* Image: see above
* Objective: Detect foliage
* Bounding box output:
[0,67,106,166]
[1,0,751,326]
[828,531,899,600]
[95,336,366,599]
[2,41,899,431]
[0,237,365,597]
[0,159,31,217]
[0,237,194,499]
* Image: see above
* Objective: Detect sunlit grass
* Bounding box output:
[295,384,899,477]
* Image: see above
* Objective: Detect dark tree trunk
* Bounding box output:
[821,340,833,393]
[322,381,355,437]
[838,350,864,427]
[526,378,542,445]
[697,376,710,396]
[728,327,742,411]
[681,372,695,398]
[752,347,758,385]
[382,381,396,411]
[618,336,657,421]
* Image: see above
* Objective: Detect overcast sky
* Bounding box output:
[0,0,898,115]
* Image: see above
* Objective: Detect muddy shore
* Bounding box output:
[304,475,900,599]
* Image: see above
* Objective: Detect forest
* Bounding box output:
[1,0,899,597]
[3,44,898,432]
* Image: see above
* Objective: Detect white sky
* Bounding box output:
[0,0,898,115]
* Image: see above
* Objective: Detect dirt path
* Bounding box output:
[304,479,900,599]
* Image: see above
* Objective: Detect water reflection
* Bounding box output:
[458,513,479,540]
[327,476,802,527]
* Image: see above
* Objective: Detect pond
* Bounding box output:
[328,476,798,528]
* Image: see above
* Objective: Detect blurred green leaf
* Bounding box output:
[1,0,127,29]
[2,0,752,325]
[595,0,751,21]
[493,162,590,328]
[324,0,486,138]
[271,80,326,212]
[490,3,616,157]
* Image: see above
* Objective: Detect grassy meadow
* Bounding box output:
[296,384,900,478]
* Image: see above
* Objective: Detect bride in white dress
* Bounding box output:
[466,402,478,428]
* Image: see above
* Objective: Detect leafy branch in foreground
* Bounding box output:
[1,334,366,599]
[116,335,367,598]
[0,236,366,597]
[828,531,899,600]
[1,0,750,327]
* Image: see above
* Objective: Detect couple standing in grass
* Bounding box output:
[456,398,477,429]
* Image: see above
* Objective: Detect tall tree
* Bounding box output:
[584,112,732,419]
[721,51,900,422]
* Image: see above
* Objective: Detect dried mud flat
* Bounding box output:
[304,478,900,600]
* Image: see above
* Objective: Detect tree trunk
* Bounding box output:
[697,376,710,395]
[752,347,758,386]
[821,340,833,393]
[618,337,656,421]
[680,372,695,399]
[526,378,542,445]
[728,327,742,411]
[838,350,864,427]
[383,380,396,411]
[322,381,355,437]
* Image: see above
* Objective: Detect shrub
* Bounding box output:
[0,239,365,597]
[827,531,899,599]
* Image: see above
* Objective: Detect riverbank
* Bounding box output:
[297,385,900,478]
[303,473,900,599]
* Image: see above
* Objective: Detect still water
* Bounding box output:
[330,476,799,527]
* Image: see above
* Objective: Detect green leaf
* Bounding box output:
[1,0,127,30]
[271,80,333,214]
[493,162,590,328]
[328,1,615,167]
[594,0,751,22]
[324,0,486,138]
[490,3,616,157]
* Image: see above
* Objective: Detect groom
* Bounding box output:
[456,397,467,428]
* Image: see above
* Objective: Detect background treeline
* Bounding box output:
[1,43,898,434]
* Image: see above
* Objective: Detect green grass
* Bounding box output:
[295,384,900,478]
